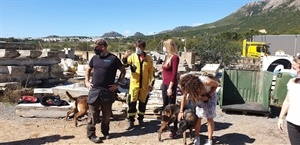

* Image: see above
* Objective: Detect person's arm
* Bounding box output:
[178,93,187,121]
[206,77,219,97]
[148,57,155,92]
[85,66,93,90]
[278,91,290,130]
[122,50,132,67]
[117,66,126,84]
[168,55,179,90]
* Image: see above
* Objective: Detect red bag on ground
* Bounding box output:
[21,96,38,103]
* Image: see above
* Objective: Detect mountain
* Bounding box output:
[133,32,145,37]
[164,0,300,36]
[102,31,124,37]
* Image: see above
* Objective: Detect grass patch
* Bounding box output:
[0,87,34,103]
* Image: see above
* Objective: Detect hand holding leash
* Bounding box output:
[178,111,184,121]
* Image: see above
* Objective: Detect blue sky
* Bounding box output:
[0,0,252,38]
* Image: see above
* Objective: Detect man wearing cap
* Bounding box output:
[85,39,126,143]
[122,40,155,130]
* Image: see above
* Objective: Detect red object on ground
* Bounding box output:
[22,96,37,103]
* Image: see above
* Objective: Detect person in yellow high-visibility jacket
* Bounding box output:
[122,40,155,130]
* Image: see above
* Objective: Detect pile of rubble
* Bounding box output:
[0,42,67,89]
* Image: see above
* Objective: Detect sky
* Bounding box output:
[0,0,252,38]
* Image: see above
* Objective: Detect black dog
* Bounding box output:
[176,109,198,145]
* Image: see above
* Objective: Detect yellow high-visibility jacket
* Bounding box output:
[124,53,154,103]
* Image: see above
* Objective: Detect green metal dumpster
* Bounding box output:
[219,69,274,114]
[270,72,292,106]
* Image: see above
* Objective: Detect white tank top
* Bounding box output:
[286,79,300,126]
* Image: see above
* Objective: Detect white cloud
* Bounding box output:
[147,32,156,35]
[191,23,205,26]
[123,30,131,36]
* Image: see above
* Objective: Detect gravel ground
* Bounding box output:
[0,102,290,145]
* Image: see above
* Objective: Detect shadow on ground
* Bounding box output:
[201,121,233,132]
[0,135,74,145]
[214,133,255,145]
[110,120,161,138]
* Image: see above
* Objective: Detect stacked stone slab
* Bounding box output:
[0,42,65,87]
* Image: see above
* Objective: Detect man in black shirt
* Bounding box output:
[85,39,126,143]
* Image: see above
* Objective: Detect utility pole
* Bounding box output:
[86,35,89,61]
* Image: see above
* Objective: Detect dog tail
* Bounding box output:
[66,91,77,102]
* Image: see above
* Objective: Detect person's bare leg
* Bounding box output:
[207,118,214,140]
[194,118,202,145]
[194,118,202,136]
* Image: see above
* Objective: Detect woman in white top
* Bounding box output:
[278,56,300,145]
[178,74,219,145]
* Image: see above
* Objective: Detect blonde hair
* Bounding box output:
[163,39,178,67]
[293,55,300,65]
[293,55,300,82]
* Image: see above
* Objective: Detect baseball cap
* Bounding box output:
[90,39,108,47]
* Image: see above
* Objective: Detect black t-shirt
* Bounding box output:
[89,53,123,88]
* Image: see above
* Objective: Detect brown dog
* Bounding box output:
[65,90,126,127]
[158,104,180,142]
[157,104,197,145]
[65,91,88,127]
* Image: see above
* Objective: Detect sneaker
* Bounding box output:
[88,135,101,143]
[125,121,134,130]
[204,139,212,145]
[138,120,145,127]
[193,136,200,145]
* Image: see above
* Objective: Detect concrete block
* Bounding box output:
[0,66,9,74]
[34,88,53,94]
[52,83,89,99]
[201,64,220,77]
[180,52,195,65]
[0,82,22,89]
[18,50,42,58]
[153,79,162,90]
[7,66,26,74]
[0,57,61,66]
[0,74,10,82]
[0,49,20,58]
[15,103,74,118]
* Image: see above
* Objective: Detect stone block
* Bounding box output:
[0,66,9,74]
[0,82,22,89]
[0,57,61,66]
[0,49,20,58]
[0,74,10,82]
[15,103,74,118]
[51,83,89,99]
[7,66,26,74]
[18,50,42,58]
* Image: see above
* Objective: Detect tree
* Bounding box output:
[193,34,241,67]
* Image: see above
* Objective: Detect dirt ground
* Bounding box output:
[0,102,290,145]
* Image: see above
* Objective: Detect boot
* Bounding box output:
[125,120,134,130]
[138,120,145,127]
